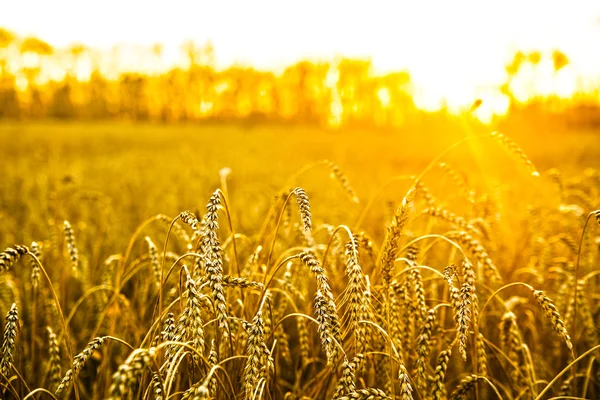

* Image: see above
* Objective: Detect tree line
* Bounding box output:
[0,27,597,126]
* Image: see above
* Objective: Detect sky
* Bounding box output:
[2,0,600,116]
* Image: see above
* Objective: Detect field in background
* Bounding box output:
[0,120,599,399]
[2,119,599,242]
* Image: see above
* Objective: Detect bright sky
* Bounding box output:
[2,0,600,117]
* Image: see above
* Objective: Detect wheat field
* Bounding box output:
[0,121,599,399]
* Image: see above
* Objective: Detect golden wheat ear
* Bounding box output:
[63,220,79,271]
[56,336,107,395]
[326,160,360,204]
[0,245,29,272]
[292,187,312,232]
[490,131,539,177]
[0,303,19,378]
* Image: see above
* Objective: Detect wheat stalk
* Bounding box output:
[145,236,161,285]
[533,289,572,349]
[108,348,154,399]
[432,348,452,400]
[333,357,357,399]
[208,339,218,395]
[313,289,339,364]
[222,274,264,289]
[242,308,269,399]
[397,364,414,400]
[344,239,365,334]
[450,374,480,399]
[151,373,164,400]
[415,308,435,389]
[63,220,79,270]
[491,131,539,177]
[379,188,414,286]
[337,388,391,399]
[0,303,19,377]
[0,245,29,272]
[30,241,42,289]
[56,336,106,394]
[179,210,201,232]
[173,267,205,357]
[326,160,360,203]
[201,191,230,340]
[476,332,488,376]
[46,326,61,389]
[293,187,312,232]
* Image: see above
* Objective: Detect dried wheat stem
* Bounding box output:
[56,336,106,394]
[397,364,414,400]
[179,210,201,232]
[108,347,155,399]
[30,241,42,289]
[0,245,29,272]
[63,220,79,270]
[533,290,572,350]
[450,374,480,400]
[297,316,310,366]
[172,268,205,357]
[476,332,488,376]
[0,303,19,377]
[242,308,270,399]
[293,187,312,232]
[333,357,357,399]
[415,308,435,389]
[145,236,161,285]
[326,160,360,203]
[355,275,373,357]
[432,348,452,400]
[345,239,365,333]
[457,281,473,361]
[208,339,218,395]
[46,326,61,390]
[201,190,230,340]
[337,388,391,399]
[151,373,164,400]
[314,289,340,364]
[379,188,414,286]
[491,131,539,177]
[222,275,264,289]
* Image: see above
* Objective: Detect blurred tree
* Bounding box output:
[505,51,526,77]
[20,37,54,118]
[0,28,12,47]
[279,61,329,123]
[337,59,372,125]
[49,81,75,118]
[552,50,569,73]
[0,28,14,75]
[0,28,586,126]
[119,73,149,120]
[0,28,20,118]
[376,71,413,127]
[527,51,541,66]
[86,70,111,119]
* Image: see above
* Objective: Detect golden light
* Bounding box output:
[1,0,599,123]
[473,93,511,123]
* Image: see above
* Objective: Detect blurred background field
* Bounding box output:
[2,115,597,303]
[1,116,599,265]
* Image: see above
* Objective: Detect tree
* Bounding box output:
[552,50,569,73]
[505,51,526,77]
[0,28,14,76]
[20,37,54,117]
